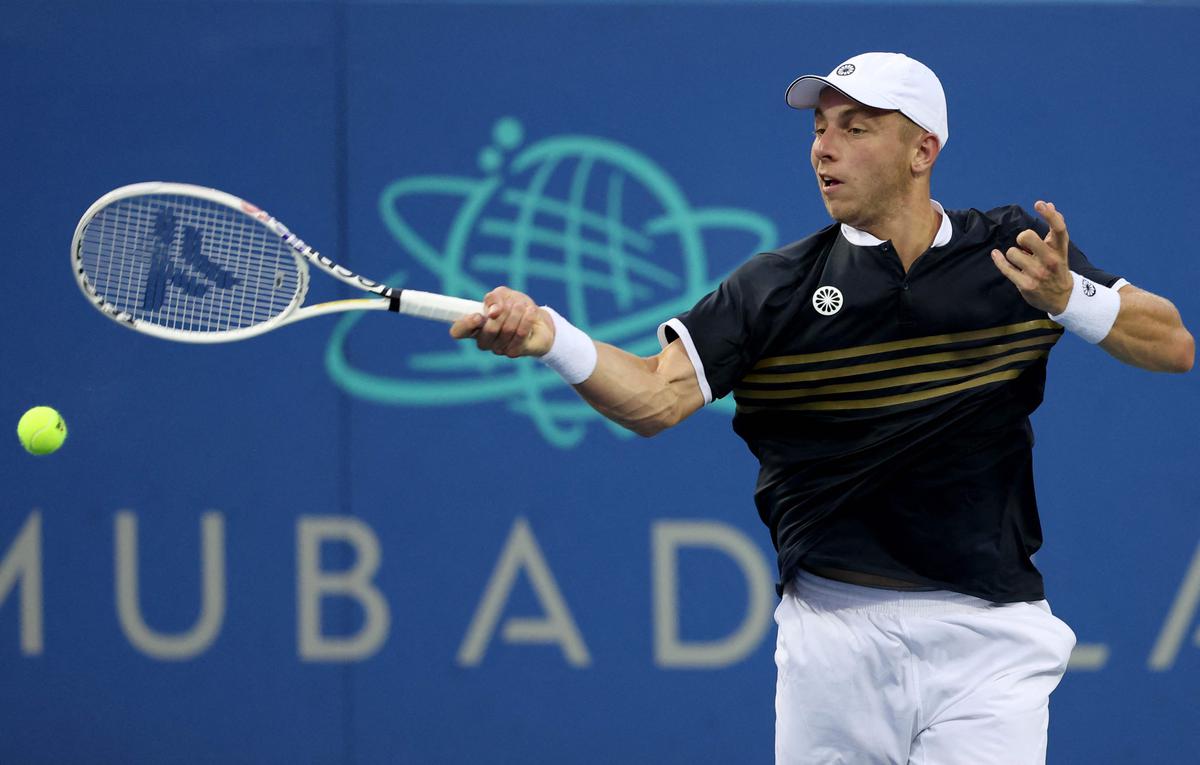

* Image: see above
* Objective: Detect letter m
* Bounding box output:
[0,512,42,655]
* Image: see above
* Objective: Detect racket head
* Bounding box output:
[71,182,310,343]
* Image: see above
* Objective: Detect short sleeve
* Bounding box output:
[657,254,783,403]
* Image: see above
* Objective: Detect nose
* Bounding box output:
[812,131,835,163]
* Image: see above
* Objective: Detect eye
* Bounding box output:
[812,128,825,137]
[848,127,867,136]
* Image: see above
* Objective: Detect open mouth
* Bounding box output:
[820,175,842,191]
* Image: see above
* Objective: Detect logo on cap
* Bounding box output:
[812,286,843,316]
[835,64,856,76]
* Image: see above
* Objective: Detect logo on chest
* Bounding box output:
[811,285,844,316]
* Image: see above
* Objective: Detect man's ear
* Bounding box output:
[912,132,940,175]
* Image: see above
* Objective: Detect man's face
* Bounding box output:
[810,88,921,229]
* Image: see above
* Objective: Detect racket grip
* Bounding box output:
[398,290,485,323]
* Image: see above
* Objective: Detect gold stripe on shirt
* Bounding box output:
[750,319,1061,371]
[736,368,1026,413]
[740,333,1059,385]
[735,349,1049,400]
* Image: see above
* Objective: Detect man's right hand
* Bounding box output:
[450,285,705,436]
[449,285,556,358]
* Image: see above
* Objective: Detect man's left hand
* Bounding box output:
[990,200,1074,315]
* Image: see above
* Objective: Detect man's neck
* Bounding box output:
[860,195,942,271]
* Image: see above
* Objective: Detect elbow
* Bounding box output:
[1149,325,1196,373]
[1170,330,1195,373]
[631,423,664,438]
[1162,300,1194,373]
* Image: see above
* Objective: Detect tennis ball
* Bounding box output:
[17,406,67,455]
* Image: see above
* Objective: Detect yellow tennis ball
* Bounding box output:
[17,406,67,455]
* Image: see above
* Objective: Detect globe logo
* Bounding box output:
[326,117,778,448]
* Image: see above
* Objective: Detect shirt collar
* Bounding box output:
[839,199,953,249]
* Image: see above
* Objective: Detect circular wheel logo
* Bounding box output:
[835,64,856,76]
[812,286,843,315]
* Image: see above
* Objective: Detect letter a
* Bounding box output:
[457,517,590,667]
[1148,537,1200,671]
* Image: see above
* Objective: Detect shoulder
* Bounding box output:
[737,223,840,278]
[949,204,1034,231]
[709,223,838,310]
[945,204,1041,244]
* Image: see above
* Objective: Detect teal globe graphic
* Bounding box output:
[327,118,777,448]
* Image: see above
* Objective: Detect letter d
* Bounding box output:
[652,520,774,668]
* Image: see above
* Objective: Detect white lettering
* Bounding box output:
[0,512,43,655]
[1067,643,1109,671]
[652,520,774,668]
[457,517,590,667]
[296,516,390,662]
[1148,537,1200,671]
[115,511,226,661]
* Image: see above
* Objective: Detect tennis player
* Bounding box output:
[450,52,1193,764]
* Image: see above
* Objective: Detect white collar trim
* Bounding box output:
[840,200,953,249]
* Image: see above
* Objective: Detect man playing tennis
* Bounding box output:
[450,52,1193,764]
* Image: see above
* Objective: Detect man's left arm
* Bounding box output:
[1097,285,1193,372]
[991,200,1194,373]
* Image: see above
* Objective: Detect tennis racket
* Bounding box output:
[71,181,484,343]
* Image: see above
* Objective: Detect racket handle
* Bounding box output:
[397,290,485,323]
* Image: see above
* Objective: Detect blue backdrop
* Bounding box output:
[2,2,1198,763]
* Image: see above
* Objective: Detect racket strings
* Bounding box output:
[78,195,303,333]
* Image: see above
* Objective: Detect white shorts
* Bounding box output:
[775,571,1076,765]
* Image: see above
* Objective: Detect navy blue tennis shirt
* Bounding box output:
[659,203,1125,602]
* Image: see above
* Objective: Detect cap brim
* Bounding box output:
[785,75,836,109]
[785,74,901,113]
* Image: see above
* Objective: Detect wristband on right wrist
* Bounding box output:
[538,307,598,384]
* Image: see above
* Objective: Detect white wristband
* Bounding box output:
[1048,272,1120,344]
[539,307,597,384]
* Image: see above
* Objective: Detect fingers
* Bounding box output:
[992,244,1050,291]
[1034,199,1069,249]
[452,285,541,357]
[1014,228,1043,254]
[503,305,539,356]
[449,312,485,340]
[991,248,1033,291]
[990,201,1075,313]
[1013,214,1068,270]
[1000,198,1070,282]
[490,302,535,357]
[1002,241,1050,281]
[997,242,1035,269]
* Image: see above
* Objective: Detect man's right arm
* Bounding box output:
[449,286,706,437]
[573,339,706,437]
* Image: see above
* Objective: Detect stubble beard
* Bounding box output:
[824,163,913,233]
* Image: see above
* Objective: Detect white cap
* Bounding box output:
[785,52,948,149]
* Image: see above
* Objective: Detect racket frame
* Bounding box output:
[71,182,483,343]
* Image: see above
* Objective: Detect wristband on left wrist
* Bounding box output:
[1048,272,1120,344]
